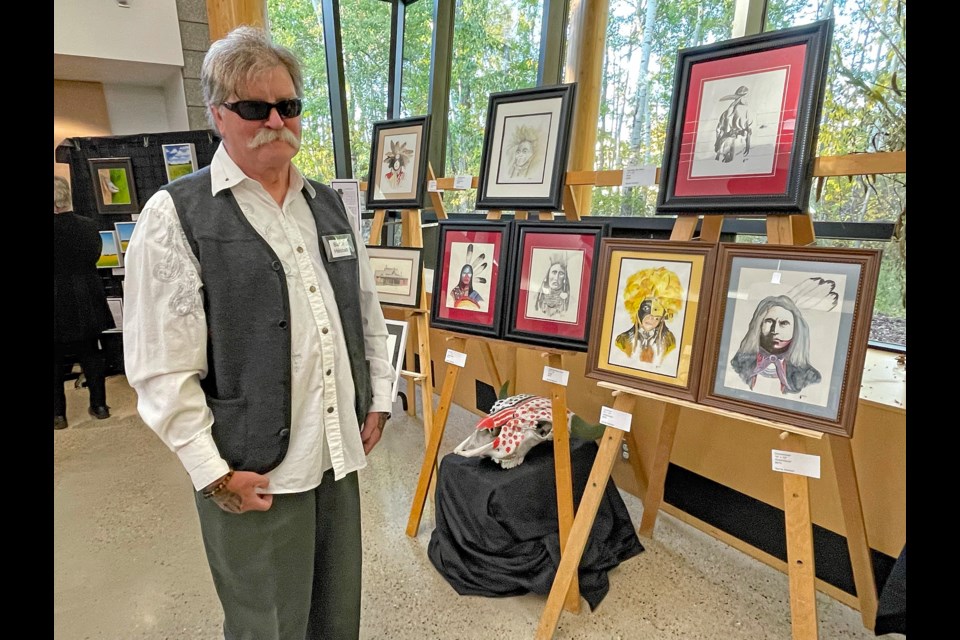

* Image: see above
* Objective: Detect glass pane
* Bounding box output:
[444,0,543,213]
[267,0,337,183]
[766,0,906,346]
[340,0,392,180]
[401,0,433,117]
[586,0,736,218]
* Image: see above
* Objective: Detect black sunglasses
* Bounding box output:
[221,98,303,121]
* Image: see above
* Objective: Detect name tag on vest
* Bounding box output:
[321,233,357,262]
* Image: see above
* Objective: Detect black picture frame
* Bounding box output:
[475,84,577,212]
[430,220,514,339]
[656,20,833,215]
[88,157,140,215]
[503,221,607,352]
[365,115,431,210]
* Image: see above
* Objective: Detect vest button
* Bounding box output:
[326,406,334,414]
[325,369,332,376]
[321,327,329,334]
[309,285,317,293]
[278,428,290,437]
[278,320,288,329]
[272,260,282,271]
[297,246,304,253]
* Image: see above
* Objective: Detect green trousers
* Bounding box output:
[194,469,362,640]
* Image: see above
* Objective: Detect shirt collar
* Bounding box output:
[209,142,316,199]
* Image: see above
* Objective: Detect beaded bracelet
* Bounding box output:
[202,470,235,499]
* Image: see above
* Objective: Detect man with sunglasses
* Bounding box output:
[122,26,394,640]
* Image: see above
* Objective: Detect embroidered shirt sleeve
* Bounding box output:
[122,191,229,490]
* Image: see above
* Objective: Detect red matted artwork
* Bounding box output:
[656,20,833,214]
[430,220,513,339]
[504,222,607,352]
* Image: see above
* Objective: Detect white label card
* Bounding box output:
[427,180,442,193]
[771,450,821,479]
[453,175,473,189]
[621,165,657,187]
[542,366,569,386]
[599,406,632,432]
[444,349,467,368]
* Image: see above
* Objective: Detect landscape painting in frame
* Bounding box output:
[114,221,137,253]
[656,20,833,214]
[475,83,577,212]
[699,243,881,437]
[366,245,424,309]
[384,319,410,402]
[366,115,431,210]
[89,157,140,215]
[586,240,715,401]
[430,220,513,339]
[504,222,606,352]
[162,143,199,182]
[97,230,123,269]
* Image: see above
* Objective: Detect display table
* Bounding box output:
[427,437,643,610]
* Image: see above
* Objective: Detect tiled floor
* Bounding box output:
[54,376,899,639]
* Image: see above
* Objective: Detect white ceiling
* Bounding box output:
[54,53,181,87]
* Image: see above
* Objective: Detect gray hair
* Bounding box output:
[54,176,72,212]
[201,26,303,131]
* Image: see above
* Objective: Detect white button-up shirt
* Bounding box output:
[123,144,394,493]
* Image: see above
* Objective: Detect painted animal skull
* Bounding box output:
[453,394,572,469]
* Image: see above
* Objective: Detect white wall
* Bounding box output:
[54,0,183,67]
[103,84,170,135]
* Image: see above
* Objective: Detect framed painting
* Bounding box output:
[97,230,123,269]
[430,220,513,339]
[366,115,431,210]
[106,297,124,329]
[656,19,833,214]
[699,243,881,437]
[585,239,716,401]
[366,245,424,309]
[503,221,607,352]
[114,221,136,253]
[161,143,199,182]
[384,319,410,403]
[89,157,140,215]
[475,83,577,212]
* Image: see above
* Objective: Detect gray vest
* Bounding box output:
[164,167,372,474]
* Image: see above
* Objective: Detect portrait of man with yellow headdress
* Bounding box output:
[614,266,684,366]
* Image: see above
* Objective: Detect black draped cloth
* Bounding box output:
[427,438,644,611]
[875,543,906,636]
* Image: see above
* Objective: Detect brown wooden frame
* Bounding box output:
[699,242,881,437]
[585,239,716,401]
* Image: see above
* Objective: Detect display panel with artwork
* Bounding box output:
[475,84,577,212]
[365,115,431,210]
[504,222,606,352]
[656,20,833,214]
[699,243,880,437]
[430,220,513,339]
[586,240,716,401]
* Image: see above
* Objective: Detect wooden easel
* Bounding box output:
[534,203,879,639]
[363,165,442,448]
[404,180,585,613]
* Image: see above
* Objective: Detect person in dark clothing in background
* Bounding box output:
[54,175,112,430]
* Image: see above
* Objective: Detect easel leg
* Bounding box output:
[405,337,464,537]
[535,392,635,639]
[546,353,579,614]
[781,434,819,640]
[827,435,878,629]
[638,403,681,538]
